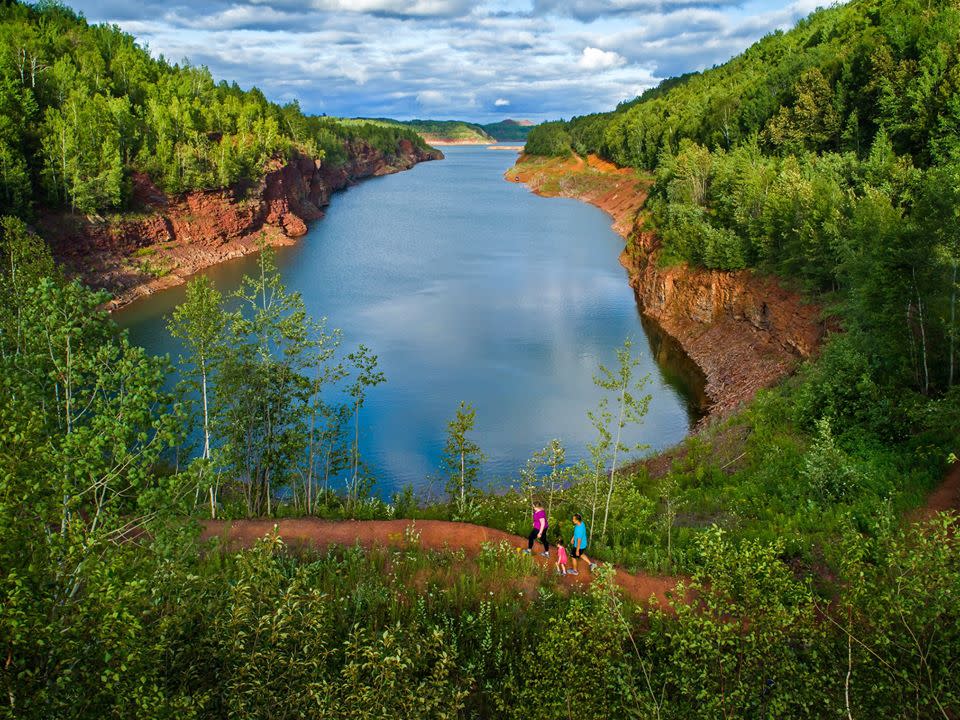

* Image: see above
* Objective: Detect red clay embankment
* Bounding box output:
[45,139,442,311]
[201,518,681,608]
[507,153,829,420]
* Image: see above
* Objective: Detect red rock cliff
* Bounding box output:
[507,153,829,419]
[622,232,826,418]
[45,139,442,309]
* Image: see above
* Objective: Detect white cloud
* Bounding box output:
[67,0,829,122]
[416,90,447,106]
[578,46,625,70]
[310,0,473,18]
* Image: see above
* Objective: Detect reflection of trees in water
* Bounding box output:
[638,313,709,420]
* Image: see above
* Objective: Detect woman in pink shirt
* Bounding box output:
[524,501,550,556]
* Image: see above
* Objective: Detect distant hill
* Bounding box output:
[364,118,536,144]
[482,119,534,142]
[404,120,496,144]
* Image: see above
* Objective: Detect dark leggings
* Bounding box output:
[527,527,549,553]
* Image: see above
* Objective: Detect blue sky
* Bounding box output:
[69,0,824,123]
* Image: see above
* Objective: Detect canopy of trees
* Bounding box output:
[0,1,429,216]
[524,0,960,402]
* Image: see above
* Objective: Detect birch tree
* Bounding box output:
[593,339,651,543]
[168,276,225,517]
[218,243,315,517]
[345,344,385,512]
[441,401,484,519]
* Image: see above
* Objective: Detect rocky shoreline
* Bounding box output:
[507,153,828,421]
[45,139,442,311]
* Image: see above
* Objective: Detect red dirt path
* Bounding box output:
[199,465,958,611]
[913,461,960,521]
[201,518,681,608]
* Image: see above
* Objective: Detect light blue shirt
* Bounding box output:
[572,523,588,549]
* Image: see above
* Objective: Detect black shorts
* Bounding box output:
[571,546,586,558]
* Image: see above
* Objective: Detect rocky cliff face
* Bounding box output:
[45,139,442,309]
[508,154,828,419]
[622,232,826,418]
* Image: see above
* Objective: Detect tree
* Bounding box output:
[217,243,314,517]
[40,88,125,213]
[299,321,344,515]
[593,339,651,542]
[586,396,613,535]
[441,401,484,519]
[168,275,225,517]
[345,343,385,512]
[542,439,565,528]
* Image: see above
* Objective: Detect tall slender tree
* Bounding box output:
[345,344,385,511]
[594,339,651,542]
[441,401,484,519]
[168,276,225,517]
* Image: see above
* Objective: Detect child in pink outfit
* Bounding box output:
[555,542,569,575]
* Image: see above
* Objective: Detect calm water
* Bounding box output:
[116,146,700,495]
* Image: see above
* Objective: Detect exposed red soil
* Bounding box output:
[506,153,646,237]
[201,518,681,608]
[43,139,442,311]
[914,461,960,521]
[507,153,829,421]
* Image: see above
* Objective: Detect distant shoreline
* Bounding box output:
[424,140,524,150]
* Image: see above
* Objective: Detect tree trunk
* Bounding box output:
[950,260,957,388]
[352,403,360,508]
[914,269,930,394]
[602,384,627,542]
[590,460,601,538]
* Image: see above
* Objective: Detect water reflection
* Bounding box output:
[116,146,703,494]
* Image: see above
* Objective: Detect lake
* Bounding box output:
[115,145,702,496]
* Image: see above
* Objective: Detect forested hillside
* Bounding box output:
[369,118,535,143]
[526,0,959,412]
[0,1,430,217]
[480,119,534,141]
[1,0,958,716]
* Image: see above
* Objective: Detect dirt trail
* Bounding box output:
[202,518,681,608]
[201,462,958,611]
[914,461,960,521]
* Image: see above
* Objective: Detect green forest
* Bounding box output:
[2,0,959,717]
[0,1,429,217]
[368,118,535,143]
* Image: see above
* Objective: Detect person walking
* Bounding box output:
[524,501,550,557]
[567,513,597,575]
[554,539,569,575]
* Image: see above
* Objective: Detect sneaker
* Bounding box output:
[567,569,579,575]
[589,563,598,571]
[540,551,550,558]
[555,569,564,575]
[522,548,531,555]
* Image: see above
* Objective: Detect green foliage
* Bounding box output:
[648,529,831,718]
[480,120,534,142]
[0,1,430,215]
[543,0,960,169]
[523,121,573,157]
[593,339,652,543]
[442,400,484,520]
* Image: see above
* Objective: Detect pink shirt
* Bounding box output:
[532,508,547,531]
[556,546,568,563]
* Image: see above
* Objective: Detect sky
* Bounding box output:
[69,0,825,123]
